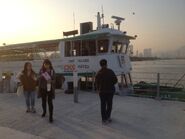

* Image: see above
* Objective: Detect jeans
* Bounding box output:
[99,93,114,121]
[24,91,36,109]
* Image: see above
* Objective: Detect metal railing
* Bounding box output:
[131,72,185,101]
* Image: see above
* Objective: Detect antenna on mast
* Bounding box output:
[101,5,104,24]
[73,12,75,30]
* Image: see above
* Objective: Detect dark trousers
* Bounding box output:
[99,93,114,121]
[41,91,53,118]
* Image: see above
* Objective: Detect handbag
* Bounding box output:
[16,85,23,96]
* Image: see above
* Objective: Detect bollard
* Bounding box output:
[156,73,160,100]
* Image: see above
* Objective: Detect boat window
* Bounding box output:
[82,40,96,56]
[65,40,96,57]
[73,41,81,56]
[98,39,109,53]
[88,40,96,56]
[112,42,127,54]
[112,42,122,53]
[124,44,129,53]
[82,41,89,56]
[65,41,72,57]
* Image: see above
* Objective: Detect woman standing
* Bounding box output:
[38,59,55,123]
[19,62,37,113]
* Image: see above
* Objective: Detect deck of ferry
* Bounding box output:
[0,90,185,139]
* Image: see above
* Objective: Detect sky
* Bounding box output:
[0,0,185,53]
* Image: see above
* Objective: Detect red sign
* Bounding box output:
[64,64,76,72]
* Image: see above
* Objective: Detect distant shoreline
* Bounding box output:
[131,56,185,62]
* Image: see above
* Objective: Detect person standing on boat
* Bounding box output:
[19,62,37,113]
[38,59,55,123]
[95,59,118,124]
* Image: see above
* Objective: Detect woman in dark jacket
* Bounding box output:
[38,59,55,123]
[19,62,37,113]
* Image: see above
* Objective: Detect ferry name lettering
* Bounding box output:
[68,60,74,63]
[78,65,89,69]
[78,59,89,62]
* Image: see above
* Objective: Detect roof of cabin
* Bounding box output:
[0,28,135,55]
[63,28,135,41]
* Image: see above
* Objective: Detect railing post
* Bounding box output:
[73,71,78,103]
[128,73,133,86]
[124,74,128,87]
[92,71,95,92]
[156,73,160,100]
[121,73,124,90]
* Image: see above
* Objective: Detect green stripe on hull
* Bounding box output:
[61,72,96,77]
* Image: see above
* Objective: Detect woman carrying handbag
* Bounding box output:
[19,62,37,113]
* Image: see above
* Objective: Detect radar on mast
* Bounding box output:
[111,16,125,30]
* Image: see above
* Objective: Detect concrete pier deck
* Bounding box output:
[0,90,185,139]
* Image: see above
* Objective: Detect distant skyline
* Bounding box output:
[0,0,185,52]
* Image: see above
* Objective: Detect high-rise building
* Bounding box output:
[139,52,143,57]
[143,48,152,57]
[136,50,139,57]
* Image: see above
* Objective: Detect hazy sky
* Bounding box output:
[0,0,185,53]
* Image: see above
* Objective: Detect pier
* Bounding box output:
[0,90,185,139]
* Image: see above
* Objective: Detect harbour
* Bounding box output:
[0,0,185,138]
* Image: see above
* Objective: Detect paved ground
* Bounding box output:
[0,90,185,139]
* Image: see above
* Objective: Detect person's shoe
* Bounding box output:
[102,120,108,125]
[31,108,36,113]
[49,116,53,123]
[26,108,31,113]
[41,113,46,117]
[107,118,112,123]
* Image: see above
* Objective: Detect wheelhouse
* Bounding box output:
[61,29,135,58]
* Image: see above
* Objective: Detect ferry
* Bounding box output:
[0,12,136,93]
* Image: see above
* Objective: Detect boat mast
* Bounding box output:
[97,12,101,30]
